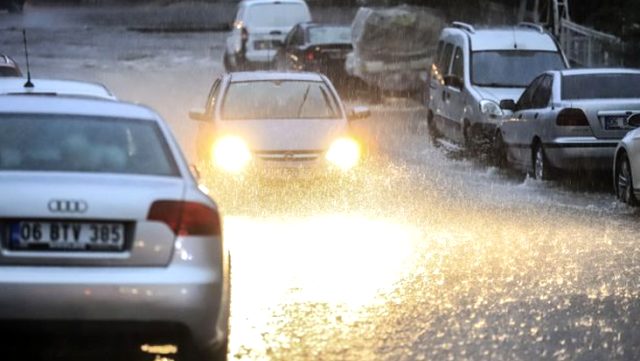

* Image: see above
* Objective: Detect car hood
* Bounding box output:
[216,118,348,151]
[474,86,525,103]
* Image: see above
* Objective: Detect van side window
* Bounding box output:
[451,47,464,79]
[439,43,454,74]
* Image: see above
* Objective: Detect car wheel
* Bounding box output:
[8,0,24,13]
[492,131,508,168]
[223,53,234,72]
[532,143,553,181]
[616,154,638,206]
[427,110,440,142]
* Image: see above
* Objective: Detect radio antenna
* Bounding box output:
[22,29,34,88]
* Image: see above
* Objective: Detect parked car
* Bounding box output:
[494,68,640,180]
[189,71,369,178]
[276,23,352,86]
[0,95,230,361]
[0,77,116,99]
[427,22,568,150]
[613,116,640,205]
[0,0,25,13]
[223,0,311,71]
[0,54,22,77]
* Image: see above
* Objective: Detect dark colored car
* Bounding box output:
[0,54,22,77]
[276,22,353,86]
[0,0,26,13]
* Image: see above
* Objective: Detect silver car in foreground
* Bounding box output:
[190,71,369,179]
[0,96,230,360]
[494,68,640,180]
[613,122,640,205]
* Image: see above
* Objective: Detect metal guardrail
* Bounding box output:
[559,18,625,67]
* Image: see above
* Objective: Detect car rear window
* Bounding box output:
[245,3,310,28]
[0,114,179,176]
[562,73,640,100]
[308,26,351,44]
[222,80,340,120]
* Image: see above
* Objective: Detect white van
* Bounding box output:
[427,22,569,151]
[224,0,312,71]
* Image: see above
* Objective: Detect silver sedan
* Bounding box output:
[0,95,230,360]
[494,68,640,180]
[613,120,640,205]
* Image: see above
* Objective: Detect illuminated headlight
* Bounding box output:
[326,138,360,171]
[480,99,503,118]
[211,136,251,173]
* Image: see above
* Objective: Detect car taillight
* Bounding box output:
[148,201,221,237]
[241,27,249,42]
[305,50,315,62]
[556,108,589,126]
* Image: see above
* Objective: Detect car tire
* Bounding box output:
[8,0,24,13]
[616,153,638,206]
[223,53,235,73]
[427,110,440,142]
[492,131,508,168]
[531,142,554,181]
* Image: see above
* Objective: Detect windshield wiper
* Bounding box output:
[474,82,523,88]
[297,85,311,118]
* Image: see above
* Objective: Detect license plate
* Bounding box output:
[604,115,631,130]
[9,221,126,251]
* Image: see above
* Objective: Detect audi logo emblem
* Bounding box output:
[48,199,89,213]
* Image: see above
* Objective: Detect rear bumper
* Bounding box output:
[0,241,229,354]
[544,137,618,170]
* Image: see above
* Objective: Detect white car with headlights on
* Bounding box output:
[190,71,369,178]
[0,95,230,361]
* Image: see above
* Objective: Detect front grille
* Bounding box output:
[254,150,322,162]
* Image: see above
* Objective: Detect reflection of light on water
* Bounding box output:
[226,214,419,357]
[227,214,418,307]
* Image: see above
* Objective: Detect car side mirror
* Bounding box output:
[443,75,463,90]
[189,108,208,122]
[499,99,517,112]
[348,106,371,121]
[629,114,640,127]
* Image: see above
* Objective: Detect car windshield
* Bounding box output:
[245,3,310,28]
[221,80,340,120]
[472,50,566,87]
[308,26,351,44]
[0,115,178,176]
[562,73,640,100]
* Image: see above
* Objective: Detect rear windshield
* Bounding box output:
[0,114,179,176]
[0,67,21,77]
[245,3,310,28]
[472,50,566,87]
[562,73,640,100]
[308,26,351,44]
[222,80,341,120]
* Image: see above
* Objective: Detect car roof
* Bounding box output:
[229,71,325,82]
[240,0,307,7]
[557,68,640,76]
[444,26,559,52]
[0,78,116,100]
[298,22,350,30]
[0,95,157,120]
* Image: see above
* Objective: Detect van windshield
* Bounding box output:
[472,50,566,87]
[245,3,310,28]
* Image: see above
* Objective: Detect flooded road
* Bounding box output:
[3,4,640,361]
